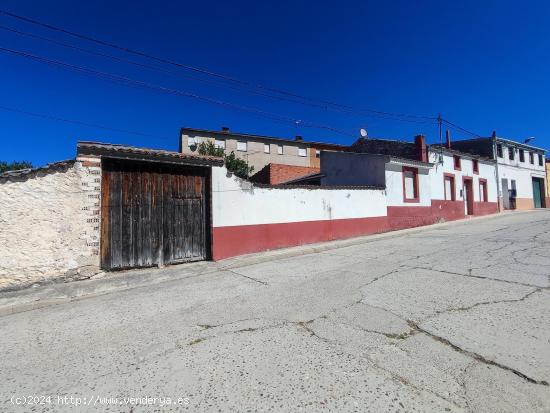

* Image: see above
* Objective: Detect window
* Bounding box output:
[403,167,419,202]
[237,141,247,152]
[529,152,534,164]
[277,145,284,155]
[187,136,197,147]
[264,143,270,154]
[444,174,456,201]
[509,147,515,160]
[539,153,543,166]
[496,144,503,158]
[479,179,488,202]
[472,159,479,174]
[298,147,307,157]
[519,149,525,162]
[453,155,461,171]
[214,139,225,149]
[315,150,321,158]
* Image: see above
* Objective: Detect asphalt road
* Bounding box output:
[1,211,550,412]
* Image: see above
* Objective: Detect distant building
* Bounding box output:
[179,127,347,173]
[546,159,550,207]
[451,134,547,209]
[325,134,498,221]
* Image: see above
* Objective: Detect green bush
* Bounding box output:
[0,161,33,173]
[197,141,224,157]
[197,141,254,179]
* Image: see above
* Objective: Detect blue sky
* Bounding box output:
[1,0,550,166]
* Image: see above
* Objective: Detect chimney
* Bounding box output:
[221,126,230,132]
[491,130,497,139]
[295,135,303,141]
[446,130,451,149]
[415,134,428,163]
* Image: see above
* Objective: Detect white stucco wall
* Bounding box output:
[385,162,432,207]
[497,143,546,172]
[211,166,387,227]
[498,163,546,199]
[428,152,497,203]
[0,159,101,291]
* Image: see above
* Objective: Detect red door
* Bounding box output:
[463,178,474,215]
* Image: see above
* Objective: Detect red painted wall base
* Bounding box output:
[473,202,499,216]
[212,216,388,260]
[212,200,500,260]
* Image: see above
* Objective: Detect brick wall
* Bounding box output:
[250,163,320,185]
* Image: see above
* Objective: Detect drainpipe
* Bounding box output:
[492,131,502,211]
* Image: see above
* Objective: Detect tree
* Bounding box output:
[0,161,33,173]
[197,141,254,179]
[197,141,224,157]
[223,151,254,179]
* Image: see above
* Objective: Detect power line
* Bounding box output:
[0,45,356,138]
[0,8,438,124]
[0,104,174,141]
[442,119,484,139]
[0,24,359,113]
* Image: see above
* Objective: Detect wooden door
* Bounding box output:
[101,159,209,270]
[532,178,543,208]
[463,178,474,215]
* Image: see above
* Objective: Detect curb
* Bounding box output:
[0,210,540,317]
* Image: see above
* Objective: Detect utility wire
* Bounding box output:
[0,24,362,113]
[442,119,484,139]
[0,104,174,141]
[0,9,437,124]
[0,45,356,138]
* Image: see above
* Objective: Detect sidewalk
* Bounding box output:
[0,210,535,317]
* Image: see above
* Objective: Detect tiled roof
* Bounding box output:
[77,141,224,166]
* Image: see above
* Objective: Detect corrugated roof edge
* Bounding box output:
[180,127,349,148]
[0,160,75,183]
[77,141,224,166]
[451,136,547,152]
[387,156,434,167]
[428,144,495,162]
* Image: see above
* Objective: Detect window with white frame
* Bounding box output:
[315,149,321,158]
[264,143,270,153]
[298,147,307,157]
[237,141,247,152]
[214,139,226,149]
[277,145,284,155]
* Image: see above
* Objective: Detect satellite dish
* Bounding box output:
[360,128,368,138]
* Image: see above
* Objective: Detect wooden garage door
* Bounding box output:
[101,159,209,270]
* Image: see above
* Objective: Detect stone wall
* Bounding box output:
[0,157,101,291]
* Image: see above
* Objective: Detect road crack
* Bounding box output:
[225,269,269,285]
[409,321,549,386]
